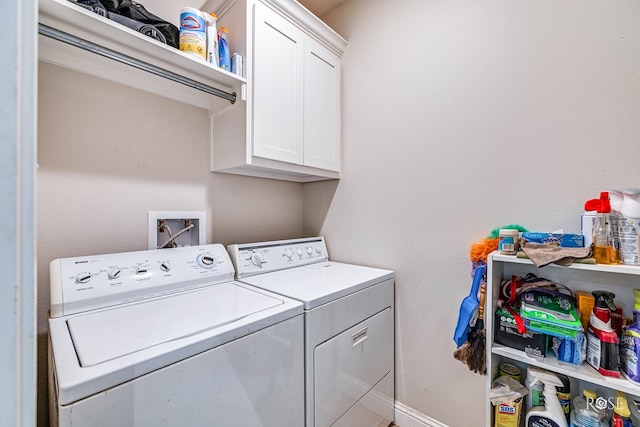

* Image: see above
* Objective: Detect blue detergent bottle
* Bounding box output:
[218,26,231,71]
[621,289,640,383]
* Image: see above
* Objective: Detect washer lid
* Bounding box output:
[238,262,394,309]
[67,282,282,367]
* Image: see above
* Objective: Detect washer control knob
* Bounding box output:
[316,247,322,255]
[107,268,121,280]
[251,253,264,266]
[75,272,92,284]
[296,248,303,258]
[198,254,216,268]
[135,267,148,275]
[160,262,170,272]
[306,247,313,256]
[285,249,293,260]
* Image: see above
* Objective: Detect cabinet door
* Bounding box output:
[252,1,304,165]
[303,38,341,172]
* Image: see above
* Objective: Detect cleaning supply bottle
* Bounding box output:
[620,289,640,384]
[218,26,231,71]
[618,188,640,266]
[586,291,620,377]
[584,192,618,264]
[570,389,608,427]
[525,368,571,422]
[626,393,640,426]
[205,13,219,66]
[525,368,568,427]
[610,390,632,427]
[556,373,571,423]
[525,366,546,411]
[608,189,624,261]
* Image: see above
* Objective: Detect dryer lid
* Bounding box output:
[67,282,282,367]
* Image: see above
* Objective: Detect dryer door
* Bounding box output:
[314,308,392,426]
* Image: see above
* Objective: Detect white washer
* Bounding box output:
[48,244,304,427]
[227,237,395,427]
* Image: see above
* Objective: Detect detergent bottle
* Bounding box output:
[218,26,231,71]
[586,291,620,377]
[610,390,632,427]
[620,289,640,384]
[584,192,618,264]
[525,369,568,427]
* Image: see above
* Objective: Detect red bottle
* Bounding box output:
[586,291,620,377]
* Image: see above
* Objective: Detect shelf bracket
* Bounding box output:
[38,23,236,104]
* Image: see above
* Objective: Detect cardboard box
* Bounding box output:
[521,232,585,248]
[494,307,547,358]
[494,397,523,427]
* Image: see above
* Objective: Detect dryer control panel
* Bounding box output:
[228,237,329,278]
[50,244,235,318]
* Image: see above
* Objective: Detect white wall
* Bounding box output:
[37,62,304,425]
[307,1,640,426]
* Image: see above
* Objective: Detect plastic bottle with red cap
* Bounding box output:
[584,191,618,264]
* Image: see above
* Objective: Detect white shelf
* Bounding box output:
[486,252,640,426]
[492,345,640,398]
[38,0,246,111]
[491,253,640,276]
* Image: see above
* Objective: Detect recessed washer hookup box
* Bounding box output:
[494,307,547,358]
[521,232,585,248]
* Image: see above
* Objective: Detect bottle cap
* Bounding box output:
[592,290,616,311]
[614,391,631,417]
[584,191,612,213]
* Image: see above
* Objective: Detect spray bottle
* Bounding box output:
[586,291,620,377]
[584,192,618,264]
[525,368,568,427]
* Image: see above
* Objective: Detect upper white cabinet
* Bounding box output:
[38,0,345,182]
[252,2,305,167]
[208,0,347,182]
[303,34,341,172]
[38,0,245,112]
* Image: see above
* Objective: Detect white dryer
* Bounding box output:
[227,237,394,427]
[48,244,304,427]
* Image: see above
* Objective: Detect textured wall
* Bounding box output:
[307,1,640,425]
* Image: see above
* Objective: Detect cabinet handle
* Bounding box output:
[352,326,369,347]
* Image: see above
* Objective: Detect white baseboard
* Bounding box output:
[394,401,449,427]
